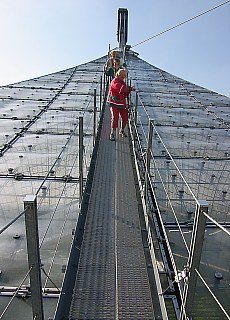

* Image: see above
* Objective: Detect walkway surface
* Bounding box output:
[69,105,155,319]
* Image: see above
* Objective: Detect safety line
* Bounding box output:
[136,91,200,204]
[0,267,33,320]
[203,211,230,236]
[178,82,230,129]
[42,184,78,290]
[195,268,230,320]
[148,160,190,253]
[131,0,230,48]
[0,207,28,235]
[114,142,119,320]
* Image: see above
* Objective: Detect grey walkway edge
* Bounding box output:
[69,105,155,319]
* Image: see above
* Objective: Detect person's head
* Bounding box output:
[116,68,127,81]
[110,50,117,58]
[113,58,120,68]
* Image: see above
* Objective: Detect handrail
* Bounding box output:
[129,107,184,311]
[128,86,230,320]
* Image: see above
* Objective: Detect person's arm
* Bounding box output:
[123,84,135,96]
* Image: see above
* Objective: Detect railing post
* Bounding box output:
[24,195,44,320]
[79,116,84,201]
[183,200,208,319]
[100,76,102,112]
[146,120,154,174]
[103,72,106,99]
[134,91,138,126]
[145,120,154,209]
[93,88,97,145]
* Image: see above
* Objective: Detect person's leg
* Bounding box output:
[119,109,128,137]
[110,106,119,140]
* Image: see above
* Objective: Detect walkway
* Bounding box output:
[69,105,155,319]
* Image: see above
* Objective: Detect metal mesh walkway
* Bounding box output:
[69,105,154,319]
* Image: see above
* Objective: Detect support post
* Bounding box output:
[103,72,106,99]
[79,116,83,201]
[134,91,138,126]
[146,120,154,174]
[93,88,97,145]
[145,120,154,209]
[183,200,208,319]
[24,195,44,320]
[100,76,102,112]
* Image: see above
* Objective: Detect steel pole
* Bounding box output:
[24,195,44,320]
[134,91,138,126]
[100,76,102,112]
[93,88,97,145]
[146,120,154,174]
[79,116,83,201]
[183,200,208,319]
[145,120,154,209]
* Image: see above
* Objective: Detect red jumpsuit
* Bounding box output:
[107,77,131,130]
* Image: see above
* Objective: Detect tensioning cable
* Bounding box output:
[131,0,230,48]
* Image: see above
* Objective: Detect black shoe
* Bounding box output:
[119,130,127,137]
[110,133,115,141]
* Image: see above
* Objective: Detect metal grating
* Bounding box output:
[69,106,154,319]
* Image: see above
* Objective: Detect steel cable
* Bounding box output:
[136,90,200,204]
[131,1,230,48]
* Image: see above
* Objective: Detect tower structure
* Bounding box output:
[117,8,128,62]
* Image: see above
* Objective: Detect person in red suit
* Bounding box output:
[107,69,135,141]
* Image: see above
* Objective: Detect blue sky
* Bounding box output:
[0,0,229,96]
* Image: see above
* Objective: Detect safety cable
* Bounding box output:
[203,211,230,236]
[148,161,190,253]
[42,263,61,293]
[39,85,103,285]
[0,267,32,320]
[195,268,230,319]
[131,0,230,48]
[136,90,200,204]
[0,65,105,317]
[39,153,79,247]
[179,82,230,129]
[0,207,28,236]
[133,110,189,256]
[129,89,229,320]
[0,78,101,272]
[42,184,79,290]
[127,54,229,320]
[131,89,229,237]
[129,108,187,310]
